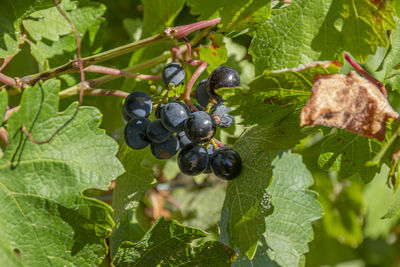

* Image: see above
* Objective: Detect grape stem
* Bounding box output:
[59,88,128,99]
[84,65,161,80]
[343,51,387,97]
[181,38,208,112]
[1,18,221,90]
[212,138,225,148]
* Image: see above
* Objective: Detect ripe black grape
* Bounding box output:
[123,91,152,119]
[150,135,179,160]
[177,131,192,148]
[211,147,242,180]
[146,119,170,143]
[203,144,214,174]
[178,144,209,176]
[195,79,209,107]
[160,101,190,132]
[211,103,234,128]
[124,118,151,149]
[162,62,185,87]
[184,111,216,143]
[207,66,240,101]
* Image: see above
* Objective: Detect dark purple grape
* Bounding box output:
[155,103,165,119]
[207,66,240,101]
[151,135,179,160]
[146,119,170,143]
[184,111,216,144]
[211,147,242,180]
[124,118,151,149]
[178,144,209,176]
[177,131,192,148]
[160,101,190,132]
[123,91,152,119]
[195,79,209,107]
[211,103,234,128]
[203,144,214,174]
[162,62,185,87]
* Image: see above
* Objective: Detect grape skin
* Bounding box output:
[178,144,209,175]
[123,91,152,119]
[162,62,186,87]
[207,66,240,101]
[124,118,151,149]
[195,79,209,107]
[151,135,180,160]
[184,111,216,143]
[211,103,234,128]
[160,101,190,132]
[211,147,242,180]
[146,119,170,143]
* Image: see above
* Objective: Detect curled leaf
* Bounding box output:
[300,71,399,141]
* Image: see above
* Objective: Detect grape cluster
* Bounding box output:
[122,63,242,180]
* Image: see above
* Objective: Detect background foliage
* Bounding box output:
[1,0,400,266]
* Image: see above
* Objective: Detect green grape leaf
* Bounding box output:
[0,90,8,124]
[111,145,156,257]
[141,0,185,37]
[199,33,228,74]
[0,80,124,265]
[318,129,382,183]
[0,0,54,58]
[382,20,400,92]
[187,0,271,33]
[250,0,396,74]
[228,61,340,126]
[262,151,322,266]
[219,119,306,259]
[113,218,236,266]
[22,0,106,67]
[218,127,273,259]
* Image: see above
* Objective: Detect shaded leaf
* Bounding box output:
[141,0,185,37]
[228,61,340,126]
[300,71,398,141]
[23,0,106,66]
[0,0,54,58]
[113,218,236,266]
[187,0,270,34]
[318,129,382,183]
[0,80,124,266]
[250,0,396,74]
[218,119,306,259]
[111,145,156,257]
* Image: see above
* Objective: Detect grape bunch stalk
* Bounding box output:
[123,63,242,180]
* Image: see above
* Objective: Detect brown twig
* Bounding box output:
[0,127,8,146]
[84,65,161,80]
[3,106,20,122]
[59,88,128,98]
[0,73,17,88]
[344,51,387,97]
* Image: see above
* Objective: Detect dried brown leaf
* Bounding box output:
[300,71,399,141]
